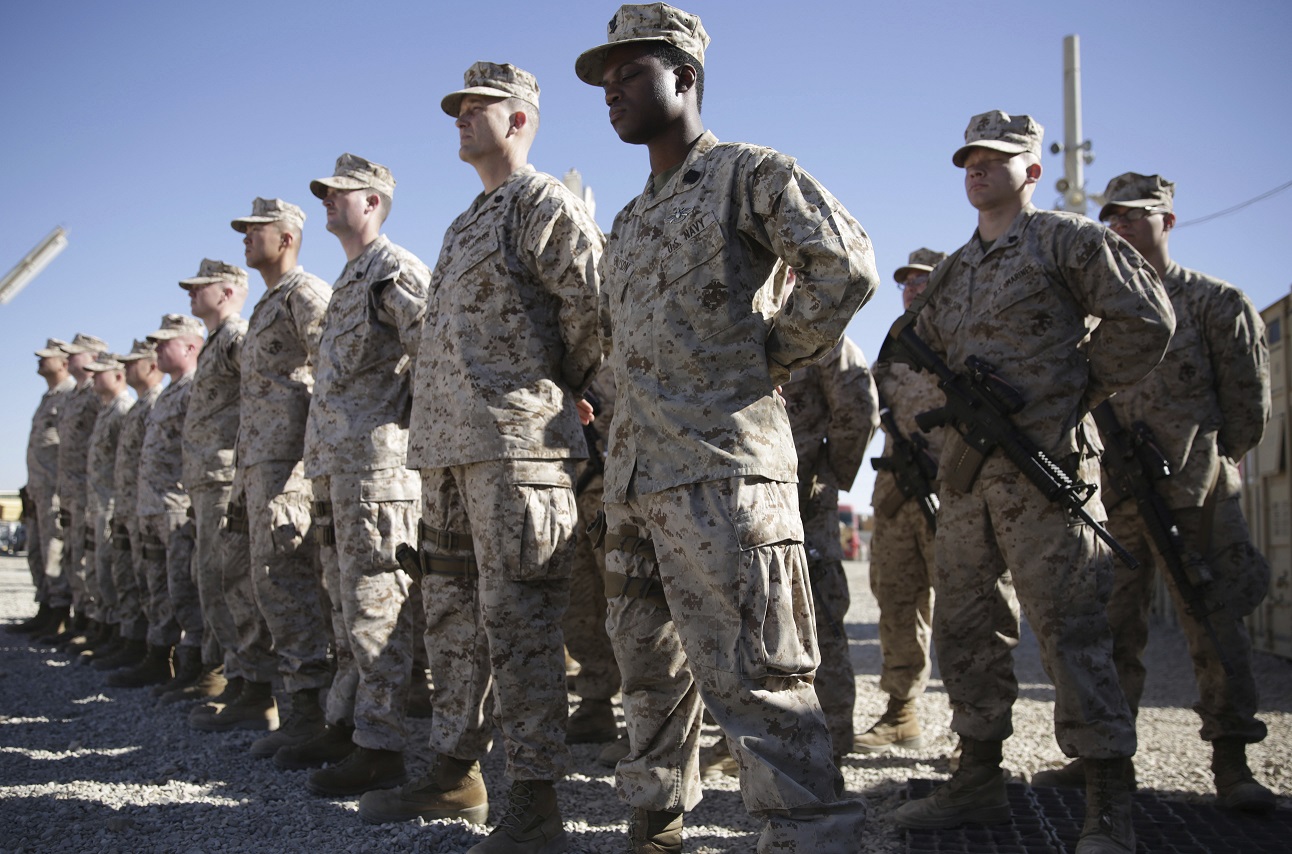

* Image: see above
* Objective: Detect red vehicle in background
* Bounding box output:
[838,503,861,560]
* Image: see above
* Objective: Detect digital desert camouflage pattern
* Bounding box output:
[871,359,947,518]
[1103,263,1269,509]
[599,131,879,503]
[952,109,1043,167]
[179,258,249,290]
[242,459,329,693]
[574,1,710,85]
[1098,171,1176,219]
[27,374,75,488]
[419,458,577,779]
[303,234,429,478]
[914,204,1175,483]
[564,370,620,703]
[780,335,878,750]
[55,381,103,609]
[238,266,331,467]
[315,468,421,751]
[138,509,199,648]
[183,316,246,487]
[893,247,948,283]
[113,382,162,642]
[1100,261,1271,748]
[868,360,945,701]
[26,374,75,604]
[85,390,132,623]
[440,60,540,116]
[138,373,194,516]
[914,203,1175,759]
[408,165,602,469]
[230,196,307,234]
[309,153,396,200]
[113,383,161,522]
[1106,465,1269,744]
[604,477,864,846]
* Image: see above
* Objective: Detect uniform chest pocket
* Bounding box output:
[988,267,1052,317]
[446,228,502,279]
[661,222,738,341]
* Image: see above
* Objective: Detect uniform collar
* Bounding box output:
[635,131,718,213]
[963,203,1036,267]
[460,164,536,228]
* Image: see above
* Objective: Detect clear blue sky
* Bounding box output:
[3,0,1290,513]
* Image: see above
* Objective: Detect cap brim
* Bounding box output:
[892,264,935,284]
[178,276,222,290]
[83,363,122,373]
[1097,198,1167,221]
[441,86,516,117]
[951,140,1029,167]
[575,37,678,85]
[34,348,66,358]
[309,175,369,200]
[61,344,99,355]
[230,215,277,233]
[118,352,155,362]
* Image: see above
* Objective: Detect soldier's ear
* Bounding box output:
[1162,212,1176,232]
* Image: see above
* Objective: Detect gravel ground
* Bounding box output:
[1,554,1288,853]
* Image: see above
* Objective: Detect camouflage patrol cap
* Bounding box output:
[231,197,306,234]
[117,339,158,363]
[953,111,1044,168]
[310,153,396,200]
[34,337,70,358]
[575,3,710,85]
[179,258,248,291]
[441,62,540,117]
[84,354,125,373]
[146,314,205,343]
[1098,172,1176,221]
[62,333,109,355]
[893,248,949,284]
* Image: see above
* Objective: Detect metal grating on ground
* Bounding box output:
[904,779,1292,853]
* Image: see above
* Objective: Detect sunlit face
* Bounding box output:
[124,358,152,389]
[455,95,513,164]
[243,222,285,270]
[153,337,191,374]
[1102,205,1172,257]
[962,148,1032,212]
[323,186,372,237]
[36,354,67,378]
[600,43,679,145]
[91,369,122,396]
[67,351,96,382]
[187,280,225,321]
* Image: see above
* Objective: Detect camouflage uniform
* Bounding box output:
[596,129,877,843]
[869,359,943,702]
[1103,261,1270,743]
[408,156,602,781]
[913,202,1174,759]
[305,232,428,752]
[565,371,621,704]
[114,378,162,642]
[182,300,274,683]
[138,371,199,649]
[237,262,333,693]
[55,380,102,613]
[25,371,75,606]
[85,385,132,627]
[780,336,878,751]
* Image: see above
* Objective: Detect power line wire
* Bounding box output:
[1174,179,1292,229]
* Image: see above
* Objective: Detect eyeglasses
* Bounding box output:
[897,274,930,291]
[1101,207,1165,225]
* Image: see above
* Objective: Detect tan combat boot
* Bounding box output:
[1212,739,1275,813]
[107,644,173,688]
[853,695,927,753]
[699,736,738,780]
[891,737,1010,828]
[1075,757,1135,854]
[358,753,489,824]
[566,698,618,744]
[630,807,683,854]
[466,780,567,854]
[274,722,356,771]
[251,688,326,758]
[306,745,407,797]
[163,663,226,705]
[190,680,278,731]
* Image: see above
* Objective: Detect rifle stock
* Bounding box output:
[871,405,939,531]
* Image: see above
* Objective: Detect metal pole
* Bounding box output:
[1060,35,1086,213]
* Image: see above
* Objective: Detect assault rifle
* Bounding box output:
[891,323,1138,569]
[870,405,939,531]
[1090,401,1238,677]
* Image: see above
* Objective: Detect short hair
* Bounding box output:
[504,97,540,132]
[372,189,393,224]
[647,43,704,112]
